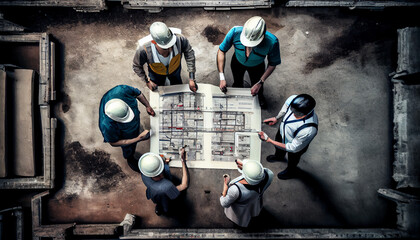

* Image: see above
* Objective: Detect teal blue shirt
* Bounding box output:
[99,85,141,143]
[219,26,281,67]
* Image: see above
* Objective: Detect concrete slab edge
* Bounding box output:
[286,1,420,7]
[121,228,406,239]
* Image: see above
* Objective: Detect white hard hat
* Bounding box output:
[242,160,265,185]
[240,16,266,47]
[138,152,164,177]
[104,98,134,123]
[150,22,176,49]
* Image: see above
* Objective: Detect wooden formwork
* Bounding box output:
[0,0,107,12]
[0,33,56,189]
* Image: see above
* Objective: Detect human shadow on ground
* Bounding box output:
[293,168,348,226]
[246,208,283,231]
[164,170,195,227]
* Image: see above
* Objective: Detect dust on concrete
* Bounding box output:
[64,141,126,193]
[201,25,226,45]
[303,18,393,74]
[7,6,408,227]
[67,54,84,71]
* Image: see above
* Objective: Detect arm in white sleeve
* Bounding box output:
[276,95,297,120]
[285,127,317,153]
[220,185,240,208]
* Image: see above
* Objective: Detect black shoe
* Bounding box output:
[155,205,162,216]
[266,155,282,162]
[277,168,296,180]
[258,95,267,109]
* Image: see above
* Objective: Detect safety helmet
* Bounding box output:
[240,16,266,47]
[150,22,176,49]
[290,94,316,116]
[242,160,265,185]
[105,98,134,123]
[138,152,164,177]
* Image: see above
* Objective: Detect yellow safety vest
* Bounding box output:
[147,43,181,76]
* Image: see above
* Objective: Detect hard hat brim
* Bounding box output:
[241,160,264,185]
[240,31,264,47]
[138,152,164,177]
[105,99,135,123]
[156,34,176,49]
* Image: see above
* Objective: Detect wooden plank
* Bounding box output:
[12,69,35,176]
[0,33,41,42]
[0,69,6,178]
[40,106,51,185]
[0,177,50,189]
[73,224,119,236]
[50,41,56,101]
[122,228,406,239]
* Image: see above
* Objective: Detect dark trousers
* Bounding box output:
[148,66,182,86]
[123,143,140,173]
[274,131,308,169]
[231,54,265,100]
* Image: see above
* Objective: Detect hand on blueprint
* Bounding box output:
[258,131,269,141]
[179,147,186,161]
[160,154,171,164]
[219,80,227,94]
[146,81,158,91]
[189,79,198,92]
[146,106,156,116]
[250,82,262,96]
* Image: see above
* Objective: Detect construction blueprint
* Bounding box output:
[149,84,261,169]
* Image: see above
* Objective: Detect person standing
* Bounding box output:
[217,16,281,109]
[138,148,189,215]
[220,159,273,228]
[259,94,318,179]
[99,85,155,172]
[133,22,197,92]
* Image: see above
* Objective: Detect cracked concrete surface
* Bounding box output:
[2,5,415,229]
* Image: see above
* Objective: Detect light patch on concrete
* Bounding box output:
[41,7,395,227]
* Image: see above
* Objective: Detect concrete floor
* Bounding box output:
[4,5,418,229]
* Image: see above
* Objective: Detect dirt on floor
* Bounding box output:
[2,5,419,228]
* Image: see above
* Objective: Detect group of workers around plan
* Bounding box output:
[98,16,318,228]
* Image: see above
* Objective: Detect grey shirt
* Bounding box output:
[220,168,274,227]
[141,164,180,212]
[133,34,196,82]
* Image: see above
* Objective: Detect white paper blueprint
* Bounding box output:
[149,84,261,169]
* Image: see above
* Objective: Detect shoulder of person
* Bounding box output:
[231,26,243,34]
[265,31,279,42]
[137,35,153,50]
[264,168,274,177]
[175,33,188,41]
[285,94,298,106]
